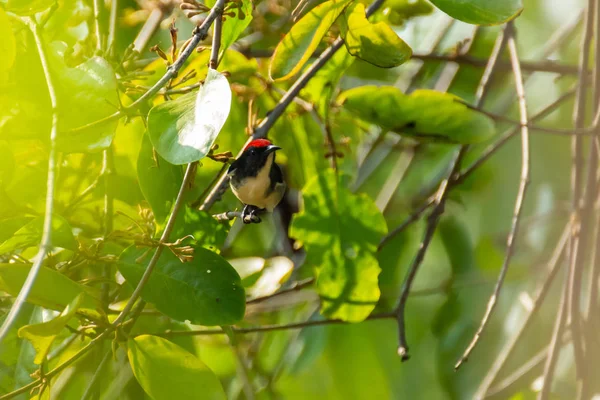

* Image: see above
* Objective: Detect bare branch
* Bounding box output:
[455,21,531,370]
[475,223,570,397]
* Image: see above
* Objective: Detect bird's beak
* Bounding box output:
[265,145,282,154]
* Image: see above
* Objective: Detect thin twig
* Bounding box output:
[81,349,111,400]
[160,312,396,337]
[455,22,531,370]
[475,223,570,398]
[209,13,222,69]
[0,20,60,343]
[93,0,103,52]
[246,278,315,304]
[101,148,114,310]
[538,264,571,400]
[486,330,571,399]
[107,0,118,55]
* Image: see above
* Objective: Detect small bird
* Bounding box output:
[227,139,286,223]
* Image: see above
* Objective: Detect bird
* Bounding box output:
[227,139,286,224]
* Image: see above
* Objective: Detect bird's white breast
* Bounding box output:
[231,153,280,210]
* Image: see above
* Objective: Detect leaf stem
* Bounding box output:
[0,20,59,344]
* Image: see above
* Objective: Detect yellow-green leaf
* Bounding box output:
[429,0,522,25]
[128,335,226,400]
[0,264,100,311]
[339,3,412,68]
[18,295,82,364]
[290,171,387,322]
[269,0,351,81]
[338,86,495,144]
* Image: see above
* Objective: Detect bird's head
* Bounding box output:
[228,139,282,178]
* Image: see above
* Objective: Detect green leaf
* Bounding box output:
[338,86,495,144]
[128,335,226,400]
[219,0,253,61]
[137,134,183,226]
[0,9,16,81]
[52,51,119,153]
[429,0,522,25]
[339,3,412,68]
[0,264,99,311]
[269,0,351,81]
[290,171,387,322]
[6,0,55,15]
[18,294,82,364]
[118,245,245,326]
[0,214,76,254]
[148,69,232,165]
[171,206,230,251]
[383,0,434,25]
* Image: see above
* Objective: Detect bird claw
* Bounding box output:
[241,205,263,224]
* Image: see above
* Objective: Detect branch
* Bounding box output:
[455,21,531,370]
[0,20,59,343]
[212,210,259,223]
[475,223,570,397]
[246,278,315,305]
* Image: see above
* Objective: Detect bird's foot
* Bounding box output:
[241,205,262,224]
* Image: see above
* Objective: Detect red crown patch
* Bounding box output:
[245,139,272,150]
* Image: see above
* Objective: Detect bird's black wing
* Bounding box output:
[269,162,284,191]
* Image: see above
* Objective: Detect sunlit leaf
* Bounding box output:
[383,0,434,25]
[429,0,522,25]
[0,214,76,253]
[339,3,412,68]
[290,171,387,322]
[338,86,495,143]
[219,0,253,61]
[128,335,226,400]
[137,134,183,226]
[6,0,55,15]
[118,245,245,326]
[51,48,119,153]
[0,264,100,311]
[148,69,232,165]
[18,294,82,364]
[269,0,352,81]
[0,9,16,81]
